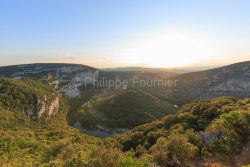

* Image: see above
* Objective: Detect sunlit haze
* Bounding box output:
[0,0,250,68]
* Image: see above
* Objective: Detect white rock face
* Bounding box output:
[37,95,60,117]
[73,70,99,85]
[38,95,47,117]
[63,87,81,98]
[0,64,99,99]
[48,97,60,116]
[38,101,46,117]
[61,69,100,98]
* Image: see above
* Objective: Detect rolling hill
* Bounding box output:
[172,61,250,99]
[76,89,177,130]
[0,77,249,166]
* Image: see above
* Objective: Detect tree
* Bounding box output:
[88,146,122,167]
[166,134,198,165]
[119,151,150,167]
[151,133,198,166]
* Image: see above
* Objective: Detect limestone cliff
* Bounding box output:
[37,95,60,117]
[0,78,60,118]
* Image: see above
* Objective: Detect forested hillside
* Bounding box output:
[76,89,177,129]
[0,78,249,166]
[116,96,250,166]
[0,78,149,167]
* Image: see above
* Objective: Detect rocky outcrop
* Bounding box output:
[0,63,99,99]
[48,97,60,116]
[37,95,47,117]
[37,95,59,117]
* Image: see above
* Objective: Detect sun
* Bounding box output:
[117,30,215,68]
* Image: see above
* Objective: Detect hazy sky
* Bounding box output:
[0,0,250,68]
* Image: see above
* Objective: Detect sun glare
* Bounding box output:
[117,31,215,68]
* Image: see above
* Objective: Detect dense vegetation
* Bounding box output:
[116,96,250,166]
[0,78,250,166]
[0,78,56,115]
[77,89,177,129]
[0,78,150,166]
[0,102,153,167]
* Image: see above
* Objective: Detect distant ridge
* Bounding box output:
[101,66,218,73]
[0,63,97,78]
[173,61,250,99]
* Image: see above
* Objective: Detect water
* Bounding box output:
[73,121,113,138]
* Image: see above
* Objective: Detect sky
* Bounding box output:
[0,0,250,68]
